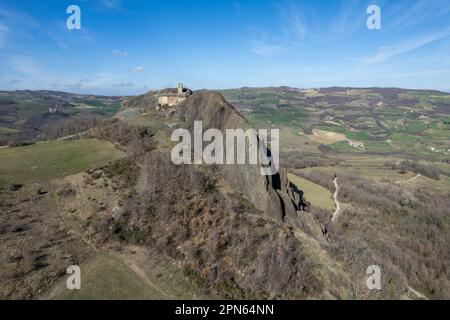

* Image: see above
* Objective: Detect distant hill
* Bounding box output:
[220,86,450,160]
[0,90,125,145]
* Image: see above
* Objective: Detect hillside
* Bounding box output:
[0,90,125,146]
[0,139,125,188]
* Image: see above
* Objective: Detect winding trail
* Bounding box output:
[331,177,341,223]
[119,254,173,300]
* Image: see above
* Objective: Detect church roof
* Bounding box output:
[157,87,192,96]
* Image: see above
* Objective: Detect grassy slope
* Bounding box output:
[45,254,165,300]
[0,139,125,187]
[288,173,335,211]
[46,252,210,300]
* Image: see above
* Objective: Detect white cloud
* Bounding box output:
[330,0,363,36]
[102,0,122,10]
[64,82,83,89]
[232,3,242,13]
[11,55,41,76]
[113,81,134,87]
[364,30,450,65]
[290,13,306,41]
[0,23,8,47]
[112,49,128,57]
[252,44,285,56]
[276,2,307,44]
[131,66,144,72]
[386,0,450,30]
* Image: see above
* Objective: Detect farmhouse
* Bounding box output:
[348,140,365,149]
[157,83,192,107]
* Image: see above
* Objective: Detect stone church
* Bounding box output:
[157,83,192,107]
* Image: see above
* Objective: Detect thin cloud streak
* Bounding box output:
[131,66,144,72]
[363,30,450,65]
[101,0,123,10]
[252,44,285,56]
[385,0,450,30]
[112,49,128,57]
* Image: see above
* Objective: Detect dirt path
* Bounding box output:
[331,177,341,223]
[406,174,421,182]
[406,286,428,300]
[396,174,422,184]
[119,255,174,300]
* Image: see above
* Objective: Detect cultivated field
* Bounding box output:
[308,129,347,145]
[221,87,450,160]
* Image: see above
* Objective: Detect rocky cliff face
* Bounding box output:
[178,92,324,241]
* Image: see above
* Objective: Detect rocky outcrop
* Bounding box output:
[178,92,324,241]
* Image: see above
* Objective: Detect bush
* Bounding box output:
[385,160,444,180]
[329,172,450,299]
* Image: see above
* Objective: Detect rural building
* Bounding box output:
[157,83,192,107]
[347,140,365,149]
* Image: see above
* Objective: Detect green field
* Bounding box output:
[329,141,363,153]
[0,139,125,187]
[288,173,335,211]
[345,132,374,141]
[83,99,122,116]
[364,141,397,153]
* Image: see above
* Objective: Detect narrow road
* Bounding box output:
[331,177,341,223]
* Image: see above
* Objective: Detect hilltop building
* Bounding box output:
[157,83,192,107]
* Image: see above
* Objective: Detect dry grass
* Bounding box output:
[0,139,125,187]
[288,173,335,211]
[45,254,166,300]
[308,129,347,145]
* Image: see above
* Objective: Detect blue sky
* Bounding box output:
[0,0,450,95]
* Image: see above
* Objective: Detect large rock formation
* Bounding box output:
[178,92,323,241]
